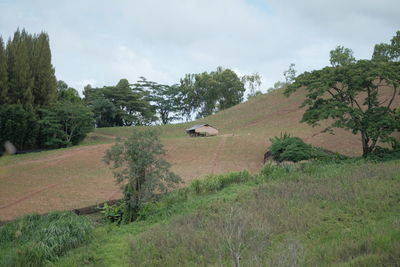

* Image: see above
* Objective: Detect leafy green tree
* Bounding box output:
[372,43,392,62]
[372,30,400,62]
[40,102,94,148]
[56,80,81,103]
[0,37,8,105]
[84,79,156,127]
[103,128,182,222]
[179,67,246,119]
[283,63,297,84]
[91,97,117,127]
[285,60,400,156]
[242,73,262,100]
[329,46,356,66]
[0,104,38,151]
[135,77,182,124]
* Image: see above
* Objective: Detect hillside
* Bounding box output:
[0,88,398,221]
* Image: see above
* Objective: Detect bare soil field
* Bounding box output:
[1,88,398,221]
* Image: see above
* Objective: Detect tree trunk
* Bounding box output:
[361,131,369,157]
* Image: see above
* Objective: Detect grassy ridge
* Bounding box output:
[53,159,400,266]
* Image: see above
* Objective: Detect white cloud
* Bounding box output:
[1,0,399,95]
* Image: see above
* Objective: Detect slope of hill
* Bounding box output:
[0,88,398,220]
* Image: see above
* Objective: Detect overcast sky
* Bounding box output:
[0,0,399,95]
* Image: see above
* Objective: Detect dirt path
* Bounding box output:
[211,137,227,174]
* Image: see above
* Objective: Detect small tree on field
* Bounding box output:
[103,128,182,222]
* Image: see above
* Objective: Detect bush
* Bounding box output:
[0,212,93,266]
[0,104,39,152]
[269,133,314,162]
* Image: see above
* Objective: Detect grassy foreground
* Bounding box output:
[39,159,400,267]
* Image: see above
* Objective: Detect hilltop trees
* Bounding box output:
[179,67,246,119]
[104,128,182,222]
[84,79,156,127]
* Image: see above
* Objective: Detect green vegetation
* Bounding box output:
[286,32,400,156]
[268,133,346,162]
[0,29,94,152]
[0,212,93,267]
[103,128,182,223]
[51,159,399,266]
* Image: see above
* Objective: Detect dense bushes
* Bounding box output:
[268,133,347,162]
[0,104,39,152]
[0,212,93,267]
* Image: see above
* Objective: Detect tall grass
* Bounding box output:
[0,211,93,267]
[129,160,400,266]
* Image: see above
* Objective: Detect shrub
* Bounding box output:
[269,133,314,162]
[0,212,93,267]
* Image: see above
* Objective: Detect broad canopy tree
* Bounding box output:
[285,59,400,156]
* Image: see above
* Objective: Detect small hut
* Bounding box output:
[185,124,218,137]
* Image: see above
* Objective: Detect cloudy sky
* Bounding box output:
[0,0,399,95]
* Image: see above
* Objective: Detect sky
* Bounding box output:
[0,0,399,95]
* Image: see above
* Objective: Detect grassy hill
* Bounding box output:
[2,159,398,266]
[0,88,398,221]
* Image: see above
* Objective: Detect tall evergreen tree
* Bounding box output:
[31,32,57,110]
[6,29,34,112]
[0,37,8,104]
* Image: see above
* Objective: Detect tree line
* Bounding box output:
[0,29,261,152]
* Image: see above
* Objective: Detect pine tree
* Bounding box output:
[31,32,57,110]
[0,36,8,104]
[7,29,34,112]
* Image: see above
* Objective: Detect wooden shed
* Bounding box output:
[185,124,218,137]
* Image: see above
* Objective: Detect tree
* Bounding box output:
[242,73,262,100]
[56,80,81,103]
[31,32,57,110]
[283,63,297,84]
[179,67,246,119]
[372,30,400,62]
[0,104,38,152]
[0,37,8,105]
[84,79,156,127]
[40,101,94,148]
[285,60,400,156]
[103,128,182,222]
[6,29,34,112]
[134,77,182,125]
[329,46,356,67]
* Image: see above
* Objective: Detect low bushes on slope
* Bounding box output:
[0,211,93,267]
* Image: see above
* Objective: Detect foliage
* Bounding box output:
[56,80,81,103]
[329,45,356,66]
[134,77,182,124]
[4,29,56,112]
[179,67,246,119]
[269,133,314,162]
[40,101,94,148]
[84,79,156,127]
[0,104,39,152]
[372,30,400,62]
[99,202,124,224]
[242,72,262,100]
[283,63,297,84]
[103,128,182,223]
[285,59,400,156]
[0,211,93,267]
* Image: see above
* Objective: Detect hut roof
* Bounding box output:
[185,124,212,131]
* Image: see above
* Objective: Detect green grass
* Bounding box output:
[0,212,93,267]
[49,159,399,266]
